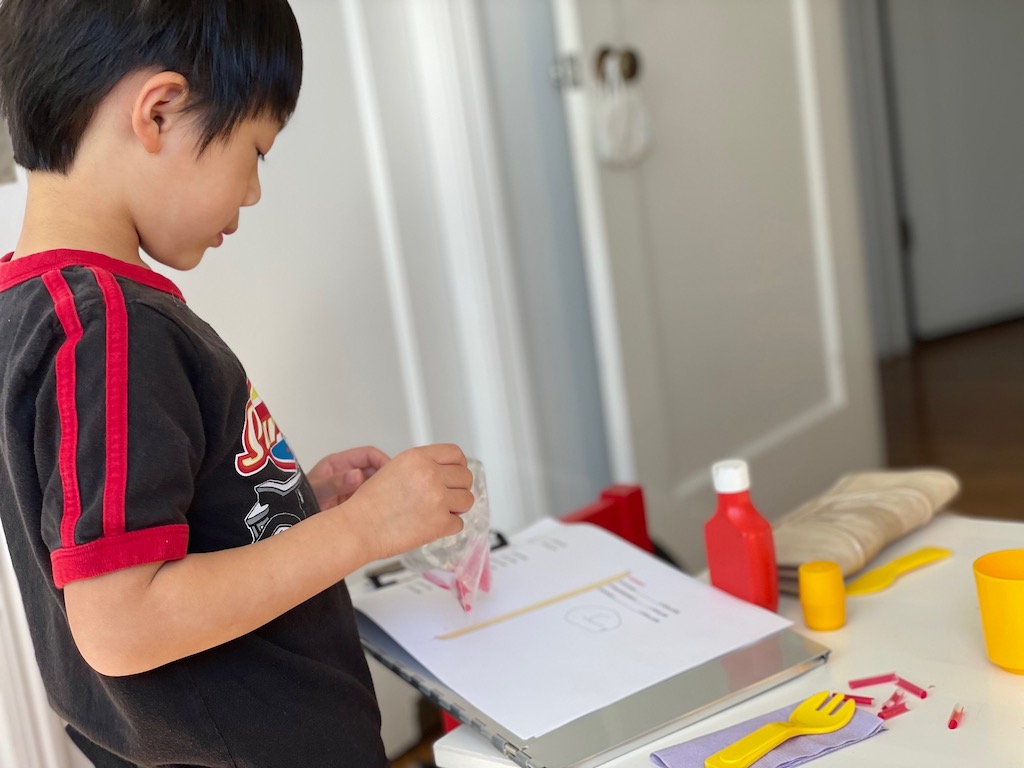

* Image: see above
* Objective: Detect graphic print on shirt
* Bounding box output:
[236,381,305,542]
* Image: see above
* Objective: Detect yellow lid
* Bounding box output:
[799,560,846,631]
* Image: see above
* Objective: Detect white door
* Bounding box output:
[884,1,1024,339]
[553,0,883,570]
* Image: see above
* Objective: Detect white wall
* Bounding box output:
[0,166,25,238]
[0,119,14,184]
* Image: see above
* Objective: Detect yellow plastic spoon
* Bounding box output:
[845,546,952,596]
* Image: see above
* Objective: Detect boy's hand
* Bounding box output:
[306,446,390,510]
[346,443,474,562]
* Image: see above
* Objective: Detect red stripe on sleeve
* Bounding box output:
[41,271,84,549]
[90,268,130,538]
[51,524,190,588]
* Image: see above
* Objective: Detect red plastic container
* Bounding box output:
[704,459,779,611]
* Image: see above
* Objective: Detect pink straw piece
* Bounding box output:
[848,673,897,689]
[835,692,875,706]
[880,690,905,711]
[948,704,964,730]
[877,702,910,721]
[896,676,928,699]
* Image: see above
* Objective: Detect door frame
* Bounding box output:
[550,0,638,484]
[841,0,911,358]
[340,0,547,530]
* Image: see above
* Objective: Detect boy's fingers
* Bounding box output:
[444,465,473,490]
[446,512,466,536]
[365,446,390,469]
[449,488,475,514]
[347,445,390,471]
[424,443,467,466]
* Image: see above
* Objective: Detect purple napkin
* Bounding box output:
[650,701,884,768]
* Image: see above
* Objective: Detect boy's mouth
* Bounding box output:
[214,227,238,248]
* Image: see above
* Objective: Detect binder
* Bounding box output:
[353,521,829,768]
[358,613,826,768]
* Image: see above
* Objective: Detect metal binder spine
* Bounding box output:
[364,645,439,702]
[484,723,542,768]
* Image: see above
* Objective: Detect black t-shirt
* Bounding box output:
[0,249,386,767]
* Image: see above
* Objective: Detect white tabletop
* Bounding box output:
[433,513,1024,767]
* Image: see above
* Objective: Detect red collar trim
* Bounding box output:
[0,250,185,302]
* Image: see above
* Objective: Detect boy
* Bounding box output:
[0,1,473,766]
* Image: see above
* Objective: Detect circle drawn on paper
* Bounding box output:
[565,606,622,633]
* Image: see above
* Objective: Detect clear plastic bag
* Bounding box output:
[399,458,492,611]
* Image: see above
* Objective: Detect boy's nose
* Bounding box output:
[244,172,262,207]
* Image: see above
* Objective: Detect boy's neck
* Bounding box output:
[14,171,148,269]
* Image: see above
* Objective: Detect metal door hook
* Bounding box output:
[595,46,642,83]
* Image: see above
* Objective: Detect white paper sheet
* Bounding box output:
[352,518,791,739]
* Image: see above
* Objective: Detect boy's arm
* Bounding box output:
[63,444,472,677]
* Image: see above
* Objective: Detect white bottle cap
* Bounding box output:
[711,459,750,493]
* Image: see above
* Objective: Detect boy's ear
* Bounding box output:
[131,72,191,154]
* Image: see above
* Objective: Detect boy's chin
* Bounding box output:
[140,245,207,273]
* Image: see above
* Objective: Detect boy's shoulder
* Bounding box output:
[0,249,234,364]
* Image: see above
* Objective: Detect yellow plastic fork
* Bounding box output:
[704,691,856,768]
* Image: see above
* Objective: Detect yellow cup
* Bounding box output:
[973,549,1024,674]
[798,561,846,631]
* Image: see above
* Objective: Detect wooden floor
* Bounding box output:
[880,317,1024,521]
[390,319,1024,765]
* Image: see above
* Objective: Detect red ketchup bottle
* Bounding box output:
[704,459,779,611]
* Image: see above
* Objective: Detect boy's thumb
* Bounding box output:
[344,468,364,489]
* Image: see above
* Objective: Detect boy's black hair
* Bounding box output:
[0,0,303,174]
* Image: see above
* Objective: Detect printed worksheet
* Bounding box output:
[352,518,791,739]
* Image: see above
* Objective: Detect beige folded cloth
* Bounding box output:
[774,469,960,594]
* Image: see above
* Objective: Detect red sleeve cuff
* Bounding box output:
[50,524,190,588]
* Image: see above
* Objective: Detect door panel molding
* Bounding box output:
[405,0,547,528]
[552,0,639,486]
[792,0,849,410]
[674,0,853,503]
[341,0,433,446]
